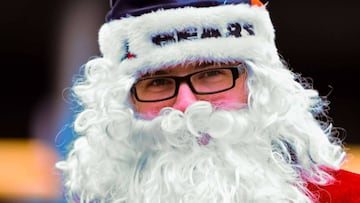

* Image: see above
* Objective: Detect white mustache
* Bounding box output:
[161,101,246,137]
[131,101,248,149]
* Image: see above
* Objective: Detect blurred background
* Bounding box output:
[0,0,359,202]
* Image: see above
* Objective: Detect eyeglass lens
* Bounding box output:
[133,66,241,102]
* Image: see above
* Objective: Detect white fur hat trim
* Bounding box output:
[98,4,277,75]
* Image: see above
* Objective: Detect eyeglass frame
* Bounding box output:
[131,63,247,102]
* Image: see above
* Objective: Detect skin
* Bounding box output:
[131,61,248,119]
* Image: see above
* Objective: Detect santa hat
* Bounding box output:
[98,0,278,75]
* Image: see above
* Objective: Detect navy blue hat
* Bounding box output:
[106,0,262,22]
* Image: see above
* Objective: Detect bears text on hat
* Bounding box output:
[152,22,255,47]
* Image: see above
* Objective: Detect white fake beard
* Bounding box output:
[95,101,312,203]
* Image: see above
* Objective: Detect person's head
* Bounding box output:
[57,1,346,202]
[97,0,276,117]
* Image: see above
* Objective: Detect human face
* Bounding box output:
[131,62,248,118]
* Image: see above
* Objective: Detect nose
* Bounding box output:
[172,83,197,112]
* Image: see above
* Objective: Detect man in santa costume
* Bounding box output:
[56,0,360,202]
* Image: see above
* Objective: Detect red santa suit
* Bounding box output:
[308,169,360,203]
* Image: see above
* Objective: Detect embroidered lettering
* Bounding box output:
[227,22,242,37]
[243,23,255,36]
[201,28,222,38]
[151,22,255,47]
[152,32,176,46]
[177,27,198,41]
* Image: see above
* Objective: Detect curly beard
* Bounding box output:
[57,58,346,203]
[57,101,323,203]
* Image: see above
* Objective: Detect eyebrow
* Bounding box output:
[140,61,220,78]
[141,69,170,77]
[193,61,216,69]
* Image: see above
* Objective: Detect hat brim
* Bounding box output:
[99,4,277,77]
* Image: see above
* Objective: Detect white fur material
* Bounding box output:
[98,4,277,76]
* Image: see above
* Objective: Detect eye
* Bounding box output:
[147,78,173,87]
[203,70,222,77]
[197,69,226,79]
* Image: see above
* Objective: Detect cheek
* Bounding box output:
[201,77,248,109]
[204,91,247,109]
[133,100,174,119]
[231,75,248,103]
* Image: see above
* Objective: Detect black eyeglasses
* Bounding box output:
[131,64,246,102]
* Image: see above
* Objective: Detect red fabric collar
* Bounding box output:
[307,169,360,203]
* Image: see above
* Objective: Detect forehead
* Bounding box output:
[139,61,242,77]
